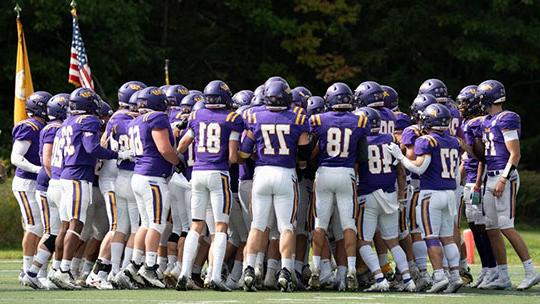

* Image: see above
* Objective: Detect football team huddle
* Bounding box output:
[11,76,540,294]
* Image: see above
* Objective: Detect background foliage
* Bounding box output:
[1,0,540,244]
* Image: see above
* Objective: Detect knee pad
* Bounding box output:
[168,232,180,243]
[43,234,57,253]
[425,238,441,248]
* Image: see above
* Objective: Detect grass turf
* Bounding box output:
[1,261,539,304]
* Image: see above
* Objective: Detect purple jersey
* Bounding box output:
[60,115,117,182]
[415,132,460,190]
[446,103,462,137]
[12,118,45,180]
[377,107,396,135]
[187,108,244,171]
[181,129,195,181]
[400,125,423,179]
[482,111,520,171]
[245,107,308,168]
[394,111,411,131]
[169,108,184,124]
[462,116,484,183]
[309,111,369,168]
[129,111,175,178]
[357,133,398,194]
[108,110,137,171]
[50,128,64,180]
[36,121,62,191]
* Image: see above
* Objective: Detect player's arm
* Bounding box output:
[404,144,416,161]
[239,130,255,160]
[355,136,368,165]
[11,140,41,173]
[396,164,407,200]
[178,129,194,154]
[42,143,53,177]
[494,130,520,197]
[458,138,476,160]
[297,132,310,169]
[152,128,180,166]
[228,131,241,165]
[474,162,485,190]
[387,142,431,175]
[82,130,118,160]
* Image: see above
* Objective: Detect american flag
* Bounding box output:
[68,8,94,89]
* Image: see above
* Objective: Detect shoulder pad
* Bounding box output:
[357,114,368,128]
[75,114,92,124]
[226,111,240,122]
[420,134,438,147]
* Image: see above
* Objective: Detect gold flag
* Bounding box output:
[14,16,34,124]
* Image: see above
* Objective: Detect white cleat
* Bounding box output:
[21,274,44,289]
[415,271,432,291]
[426,276,449,293]
[364,278,390,292]
[51,270,81,290]
[138,265,165,288]
[477,269,498,289]
[85,272,100,288]
[124,262,145,287]
[346,271,358,291]
[225,275,240,290]
[470,268,487,288]
[402,279,417,292]
[485,277,512,290]
[443,277,463,293]
[115,271,138,290]
[517,272,540,291]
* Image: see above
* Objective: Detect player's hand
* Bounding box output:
[386,142,404,161]
[493,179,506,198]
[174,119,188,131]
[175,153,187,174]
[118,149,133,161]
[471,186,481,205]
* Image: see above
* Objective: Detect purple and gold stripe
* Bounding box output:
[150,184,162,224]
[351,178,359,220]
[71,181,82,220]
[107,191,118,231]
[356,199,366,240]
[409,190,419,230]
[421,196,432,236]
[399,207,407,233]
[510,179,517,219]
[40,194,50,234]
[290,179,299,224]
[18,191,34,225]
[220,174,232,215]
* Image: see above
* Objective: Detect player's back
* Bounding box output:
[12,117,45,179]
[482,110,520,171]
[189,107,243,171]
[415,132,459,190]
[357,133,397,194]
[377,107,396,134]
[109,110,137,171]
[129,111,174,178]
[250,107,308,168]
[461,116,484,182]
[310,111,368,168]
[445,103,462,136]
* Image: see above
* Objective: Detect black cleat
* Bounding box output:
[210,280,232,292]
[243,266,257,292]
[278,268,293,292]
[176,276,188,291]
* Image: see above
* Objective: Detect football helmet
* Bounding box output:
[193,100,206,111]
[354,81,385,108]
[128,90,141,112]
[118,81,146,107]
[69,88,100,115]
[251,85,266,105]
[98,100,114,118]
[456,85,481,117]
[264,76,288,89]
[136,87,168,112]
[306,96,325,116]
[232,90,254,110]
[291,86,312,109]
[203,80,232,109]
[420,103,451,131]
[356,107,380,134]
[382,85,399,110]
[410,93,437,122]
[325,82,354,110]
[189,89,203,95]
[180,93,204,112]
[264,80,292,110]
[418,78,448,103]
[476,80,506,107]
[47,93,69,121]
[26,91,52,119]
[165,84,190,107]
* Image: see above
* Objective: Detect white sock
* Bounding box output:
[347,256,356,273]
[282,258,294,273]
[295,260,303,274]
[38,263,47,278]
[499,264,510,279]
[193,264,202,274]
[390,246,410,279]
[359,245,381,274]
[460,258,468,271]
[312,256,321,271]
[145,251,157,267]
[180,230,200,278]
[158,256,168,272]
[337,265,347,283]
[71,258,81,273]
[321,259,331,278]
[110,242,124,274]
[443,243,460,268]
[523,259,536,275]
[23,256,33,273]
[132,249,145,265]
[378,253,388,267]
[60,259,71,272]
[122,247,133,269]
[433,268,445,281]
[256,252,265,269]
[230,260,243,281]
[211,232,227,282]
[53,259,61,270]
[244,254,257,270]
[450,269,460,281]
[167,255,177,266]
[267,258,280,271]
[412,241,428,271]
[29,249,51,274]
[82,259,94,275]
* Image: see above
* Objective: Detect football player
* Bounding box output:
[21,93,68,289]
[122,87,182,288]
[51,88,127,289]
[355,107,416,292]
[355,81,396,135]
[308,83,368,291]
[176,80,243,292]
[418,79,462,138]
[11,91,51,282]
[388,103,463,293]
[240,80,310,292]
[476,80,540,290]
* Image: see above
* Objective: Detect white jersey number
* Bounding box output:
[380,121,395,135]
[197,122,221,154]
[60,126,75,156]
[326,127,352,158]
[367,144,393,174]
[261,124,290,155]
[128,126,144,156]
[440,148,459,179]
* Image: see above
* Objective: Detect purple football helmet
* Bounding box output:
[410,93,437,122]
[128,90,141,112]
[476,80,506,107]
[26,91,52,119]
[354,81,385,108]
[419,78,448,103]
[203,80,232,108]
[69,88,100,115]
[232,90,254,110]
[306,96,325,116]
[420,103,451,131]
[98,100,114,118]
[136,87,168,112]
[47,93,69,121]
[324,82,354,110]
[193,99,206,111]
[189,90,203,95]
[291,86,312,109]
[118,81,146,107]
[381,85,399,110]
[356,107,380,134]
[165,84,190,107]
[264,76,288,88]
[456,85,481,117]
[264,80,292,109]
[180,93,204,112]
[251,84,266,105]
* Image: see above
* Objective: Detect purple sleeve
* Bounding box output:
[308,115,318,134]
[299,114,309,133]
[499,112,520,131]
[414,137,434,156]
[231,114,245,133]
[12,123,33,141]
[150,113,170,130]
[401,128,417,146]
[42,127,57,144]
[82,133,118,160]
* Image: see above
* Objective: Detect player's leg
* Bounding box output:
[408,187,430,290]
[294,178,311,288]
[225,192,247,289]
[438,190,463,293]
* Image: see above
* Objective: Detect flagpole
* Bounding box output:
[14,3,21,18]
[164,59,170,85]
